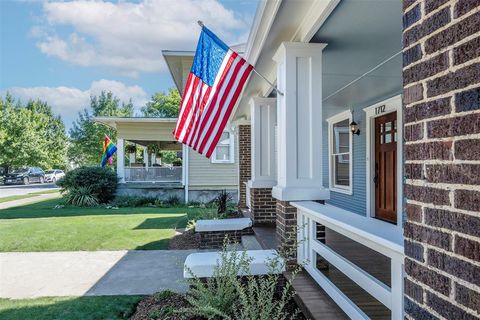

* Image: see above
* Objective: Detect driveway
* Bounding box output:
[0,250,199,299]
[0,183,59,198]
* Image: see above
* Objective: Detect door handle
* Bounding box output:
[374,163,379,186]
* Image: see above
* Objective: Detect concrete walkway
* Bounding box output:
[0,193,60,210]
[0,250,199,298]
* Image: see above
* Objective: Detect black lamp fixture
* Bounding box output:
[350,120,360,135]
[350,110,360,136]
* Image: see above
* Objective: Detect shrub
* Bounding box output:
[215,190,232,214]
[63,186,99,207]
[183,239,300,319]
[57,166,118,203]
[164,195,181,207]
[184,241,249,318]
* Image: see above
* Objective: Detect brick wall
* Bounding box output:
[276,200,297,267]
[198,227,254,249]
[238,125,251,208]
[250,187,277,225]
[402,1,480,319]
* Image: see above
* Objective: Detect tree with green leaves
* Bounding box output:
[0,94,68,172]
[141,88,180,118]
[68,91,133,166]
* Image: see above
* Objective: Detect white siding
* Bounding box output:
[188,134,239,189]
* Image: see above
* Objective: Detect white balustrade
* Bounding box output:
[292,201,404,320]
[124,166,182,183]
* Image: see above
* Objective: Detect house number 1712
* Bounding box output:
[375,105,386,115]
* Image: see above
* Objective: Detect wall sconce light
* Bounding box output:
[350,120,360,136]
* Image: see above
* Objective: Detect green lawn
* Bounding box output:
[0,189,60,203]
[0,198,210,252]
[0,194,39,203]
[0,296,142,320]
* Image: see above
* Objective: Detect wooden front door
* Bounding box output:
[374,112,397,224]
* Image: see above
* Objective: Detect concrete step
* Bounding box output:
[241,235,263,250]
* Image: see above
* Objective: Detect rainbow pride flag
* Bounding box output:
[101,135,117,167]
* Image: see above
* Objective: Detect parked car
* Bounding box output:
[4,167,45,185]
[0,167,4,185]
[44,169,65,184]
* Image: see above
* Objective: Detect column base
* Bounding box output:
[272,185,330,202]
[249,185,276,226]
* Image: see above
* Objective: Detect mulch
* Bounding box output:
[129,291,204,320]
[129,290,305,320]
[168,229,200,250]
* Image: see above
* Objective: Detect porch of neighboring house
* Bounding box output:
[119,139,183,184]
[93,117,187,199]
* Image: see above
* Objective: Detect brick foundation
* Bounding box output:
[402,1,480,319]
[198,227,254,249]
[238,125,251,209]
[276,200,297,267]
[250,187,276,226]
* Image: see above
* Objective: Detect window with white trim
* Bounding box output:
[327,111,353,194]
[211,130,234,163]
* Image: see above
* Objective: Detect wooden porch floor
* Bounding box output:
[295,228,391,319]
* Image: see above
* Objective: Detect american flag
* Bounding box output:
[173,26,253,158]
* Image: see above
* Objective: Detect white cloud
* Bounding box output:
[2,80,148,129]
[34,0,250,77]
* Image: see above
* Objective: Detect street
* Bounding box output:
[0,183,60,198]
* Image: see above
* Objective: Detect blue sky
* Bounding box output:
[0,0,258,129]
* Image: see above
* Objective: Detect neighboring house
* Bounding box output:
[94,117,238,203]
[164,0,479,319]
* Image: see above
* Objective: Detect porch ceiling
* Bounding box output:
[234,0,402,120]
[312,0,403,110]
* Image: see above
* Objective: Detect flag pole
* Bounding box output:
[197,20,284,96]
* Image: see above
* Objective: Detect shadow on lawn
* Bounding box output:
[0,198,196,220]
[0,296,141,320]
[133,217,187,230]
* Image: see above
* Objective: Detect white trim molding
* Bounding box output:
[363,95,403,227]
[326,110,353,195]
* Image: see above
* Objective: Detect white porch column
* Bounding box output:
[143,148,148,170]
[247,97,277,189]
[272,42,330,201]
[117,138,125,183]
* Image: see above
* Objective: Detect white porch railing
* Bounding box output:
[245,183,252,209]
[124,166,182,183]
[292,201,404,320]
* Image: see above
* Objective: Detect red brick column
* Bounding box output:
[276,200,297,266]
[238,125,251,208]
[402,1,480,319]
[250,187,276,226]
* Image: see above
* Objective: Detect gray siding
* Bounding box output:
[322,103,367,216]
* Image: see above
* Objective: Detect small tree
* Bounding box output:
[141,88,180,118]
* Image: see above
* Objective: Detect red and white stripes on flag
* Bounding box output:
[173,27,253,158]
